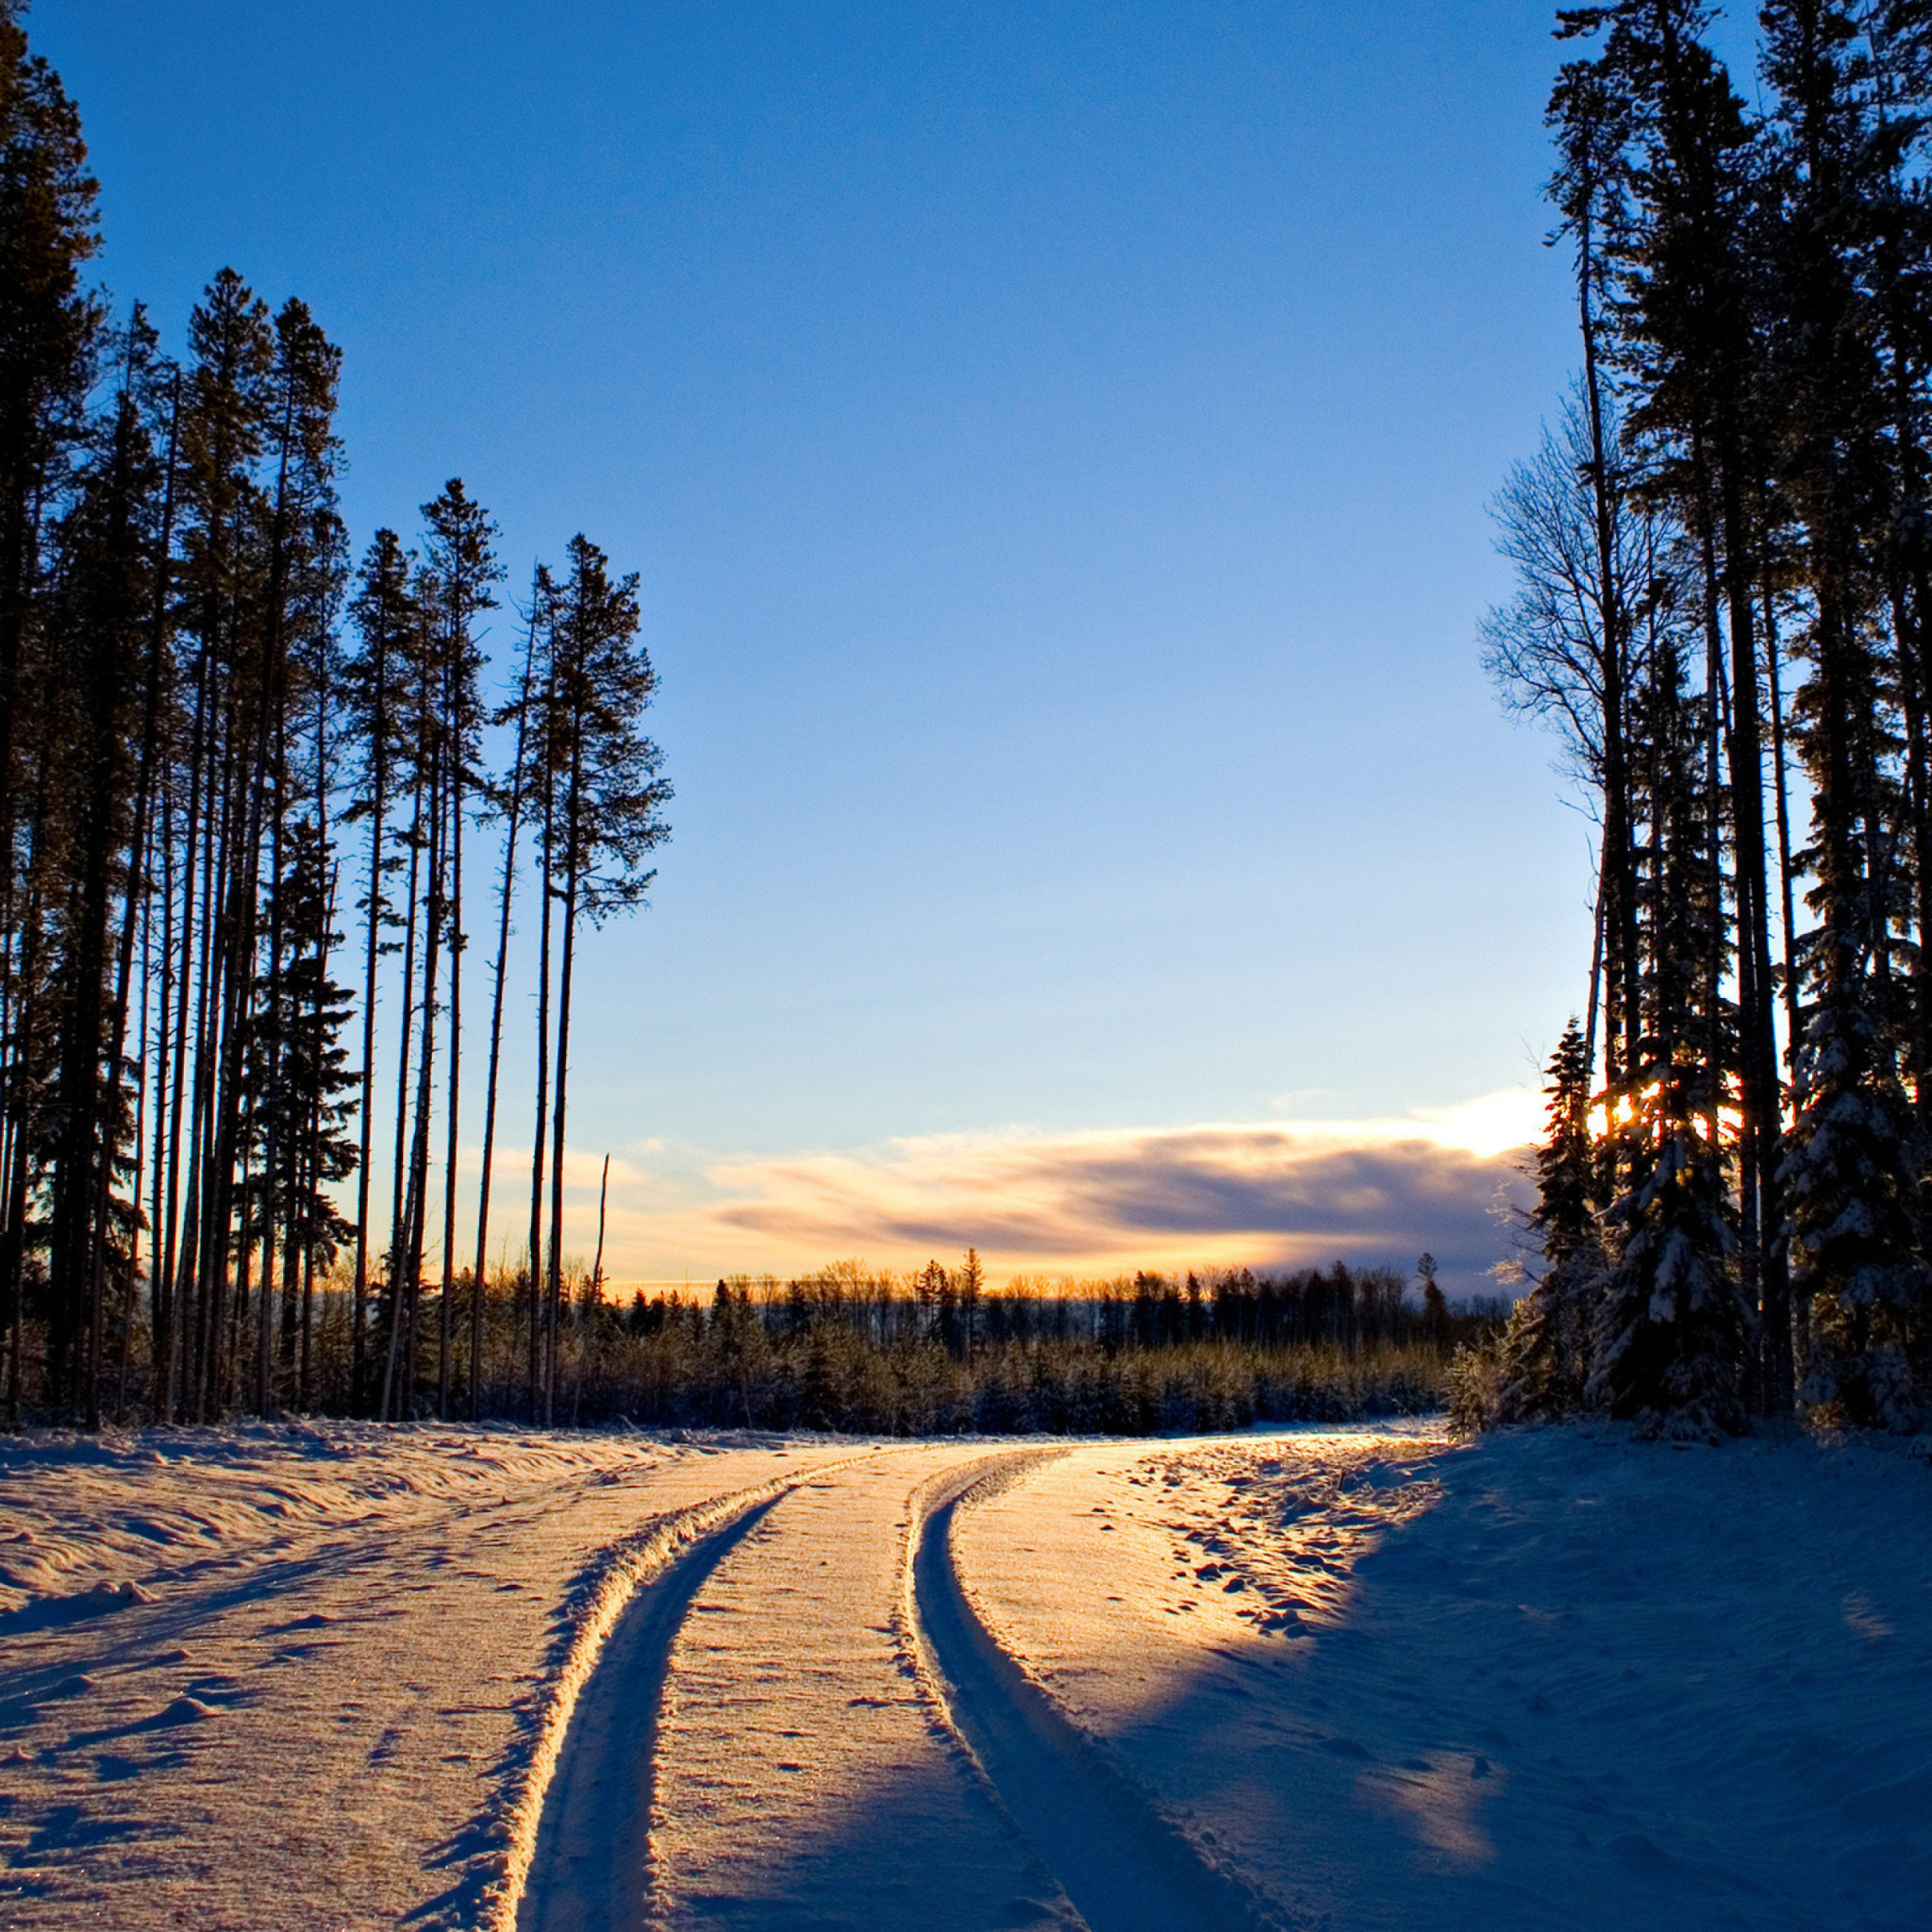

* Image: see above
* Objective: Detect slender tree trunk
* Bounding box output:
[1763,580,1803,1072]
[526,721,555,1424]
[1695,475,1727,1154]
[257,788,284,1419]
[379,754,425,1418]
[591,1152,608,1307]
[118,845,154,1420]
[471,598,539,1420]
[545,872,577,1426]
[1717,450,1787,1413]
[2,851,50,1429]
[544,726,587,1424]
[350,597,394,1416]
[1576,198,1637,1106]
[439,747,462,1419]
[391,733,445,1424]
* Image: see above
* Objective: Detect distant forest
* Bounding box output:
[1478,0,1932,1440]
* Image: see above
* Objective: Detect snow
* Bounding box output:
[0,1425,870,1928]
[3,1418,1928,1930]
[956,1423,1932,1930]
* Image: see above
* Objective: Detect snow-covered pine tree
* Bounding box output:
[1781,970,1929,1427]
[1760,0,1932,1431]
[1497,1019,1607,1420]
[1778,621,1928,1426]
[1591,630,1751,1440]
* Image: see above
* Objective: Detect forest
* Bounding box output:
[1476,0,1932,1439]
[0,2,674,1429]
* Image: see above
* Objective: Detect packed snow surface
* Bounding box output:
[1,1418,1927,1929]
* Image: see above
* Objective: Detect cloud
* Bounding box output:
[513,1093,1541,1296]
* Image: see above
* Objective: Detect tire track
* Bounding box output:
[905,1455,1292,1932]
[498,1448,884,1932]
[513,1492,783,1932]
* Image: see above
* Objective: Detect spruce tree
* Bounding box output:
[1758,0,1932,1427]
[536,536,670,1419]
[0,0,102,1420]
[1591,631,1751,1439]
[341,529,416,1411]
[1498,1019,1608,1419]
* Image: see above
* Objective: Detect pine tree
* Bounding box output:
[341,529,416,1411]
[1591,630,1751,1439]
[1550,49,1642,1102]
[417,480,497,1415]
[41,320,164,1417]
[238,819,356,1409]
[0,0,103,1423]
[1498,1020,1608,1419]
[171,268,274,1419]
[470,565,548,1418]
[536,536,670,1419]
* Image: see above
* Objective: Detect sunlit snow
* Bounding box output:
[2,1422,1927,1930]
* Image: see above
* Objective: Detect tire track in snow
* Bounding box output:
[513,1492,783,1932]
[905,1455,1293,1932]
[499,1449,884,1932]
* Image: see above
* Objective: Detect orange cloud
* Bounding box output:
[506,1101,1540,1295]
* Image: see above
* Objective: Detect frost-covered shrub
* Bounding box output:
[1447,1332,1506,1436]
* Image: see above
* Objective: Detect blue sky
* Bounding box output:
[41,0,1629,1289]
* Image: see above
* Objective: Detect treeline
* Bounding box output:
[0,4,668,1427]
[192,1256,1492,1436]
[1483,0,1932,1438]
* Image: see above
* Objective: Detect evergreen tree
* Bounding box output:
[1497,1020,1608,1419]
[0,0,102,1422]
[341,529,416,1412]
[470,565,548,1418]
[1590,629,1751,1438]
[40,320,163,1415]
[238,818,356,1409]
[1757,0,1932,1427]
[534,536,670,1419]
[417,480,497,1415]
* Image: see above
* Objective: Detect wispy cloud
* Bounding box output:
[480,1091,1541,1295]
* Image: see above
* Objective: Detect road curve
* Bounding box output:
[906,1457,1291,1932]
[514,1442,1292,1931]
[517,1444,1072,1932]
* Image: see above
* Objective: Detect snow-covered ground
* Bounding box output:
[2,1419,1927,1930]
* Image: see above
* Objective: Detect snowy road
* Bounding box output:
[5,1421,1931,1931]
